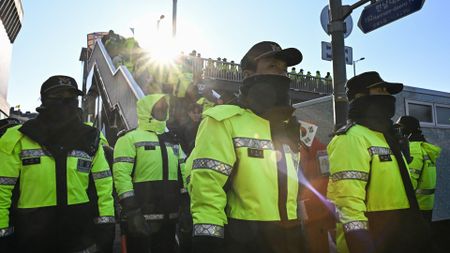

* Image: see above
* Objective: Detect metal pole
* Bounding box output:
[328,0,348,130]
[353,61,356,76]
[172,0,177,37]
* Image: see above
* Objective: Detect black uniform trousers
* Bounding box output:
[224,219,307,253]
[126,220,177,253]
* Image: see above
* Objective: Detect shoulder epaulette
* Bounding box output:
[203,105,245,122]
[0,125,23,154]
[335,122,356,136]
[117,128,136,138]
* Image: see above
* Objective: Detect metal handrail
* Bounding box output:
[190,57,333,94]
[87,39,145,130]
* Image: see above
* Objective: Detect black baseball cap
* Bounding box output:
[240,41,302,71]
[395,116,421,133]
[40,75,83,98]
[346,71,403,101]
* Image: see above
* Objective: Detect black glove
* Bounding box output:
[192,236,224,253]
[95,223,115,253]
[345,230,375,253]
[126,209,150,237]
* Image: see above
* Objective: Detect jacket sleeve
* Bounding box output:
[408,142,424,190]
[112,134,137,209]
[91,143,115,223]
[187,116,236,239]
[0,145,20,237]
[326,134,374,253]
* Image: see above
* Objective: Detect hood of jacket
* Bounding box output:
[137,94,168,133]
[421,142,441,163]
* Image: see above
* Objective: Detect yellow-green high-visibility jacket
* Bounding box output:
[113,94,184,219]
[196,97,216,113]
[327,124,411,253]
[186,105,300,238]
[0,125,115,238]
[408,141,441,211]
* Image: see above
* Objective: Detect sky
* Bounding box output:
[7,0,450,113]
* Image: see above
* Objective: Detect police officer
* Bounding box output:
[396,115,441,223]
[0,75,115,253]
[186,41,306,253]
[113,94,184,253]
[326,71,431,253]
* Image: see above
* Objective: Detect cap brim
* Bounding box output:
[43,85,83,96]
[255,48,303,66]
[367,81,403,95]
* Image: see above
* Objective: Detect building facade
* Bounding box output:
[0,0,23,118]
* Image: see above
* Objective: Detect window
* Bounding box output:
[406,100,433,124]
[405,100,450,128]
[436,104,450,126]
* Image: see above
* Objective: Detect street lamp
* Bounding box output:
[353,57,365,76]
[157,15,165,31]
[172,0,177,37]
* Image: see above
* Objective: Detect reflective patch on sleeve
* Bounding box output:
[92,170,112,180]
[233,137,274,150]
[113,157,135,164]
[119,190,135,200]
[423,155,430,161]
[343,221,368,233]
[368,146,392,156]
[192,158,233,176]
[94,216,115,224]
[193,224,224,238]
[0,176,18,186]
[330,170,369,182]
[0,227,14,237]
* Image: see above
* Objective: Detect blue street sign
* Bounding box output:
[358,0,425,33]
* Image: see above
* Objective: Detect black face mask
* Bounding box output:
[240,74,291,119]
[348,95,396,133]
[38,97,81,128]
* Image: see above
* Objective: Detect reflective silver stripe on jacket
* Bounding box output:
[423,155,430,161]
[343,221,369,233]
[134,141,159,148]
[233,137,274,150]
[119,190,135,200]
[368,146,392,156]
[192,158,233,176]
[416,189,435,195]
[20,149,51,159]
[180,188,188,194]
[143,212,179,221]
[330,171,369,182]
[193,224,224,238]
[94,216,116,224]
[74,244,97,253]
[92,170,112,180]
[113,157,135,164]
[0,227,13,237]
[68,150,92,160]
[0,176,18,186]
